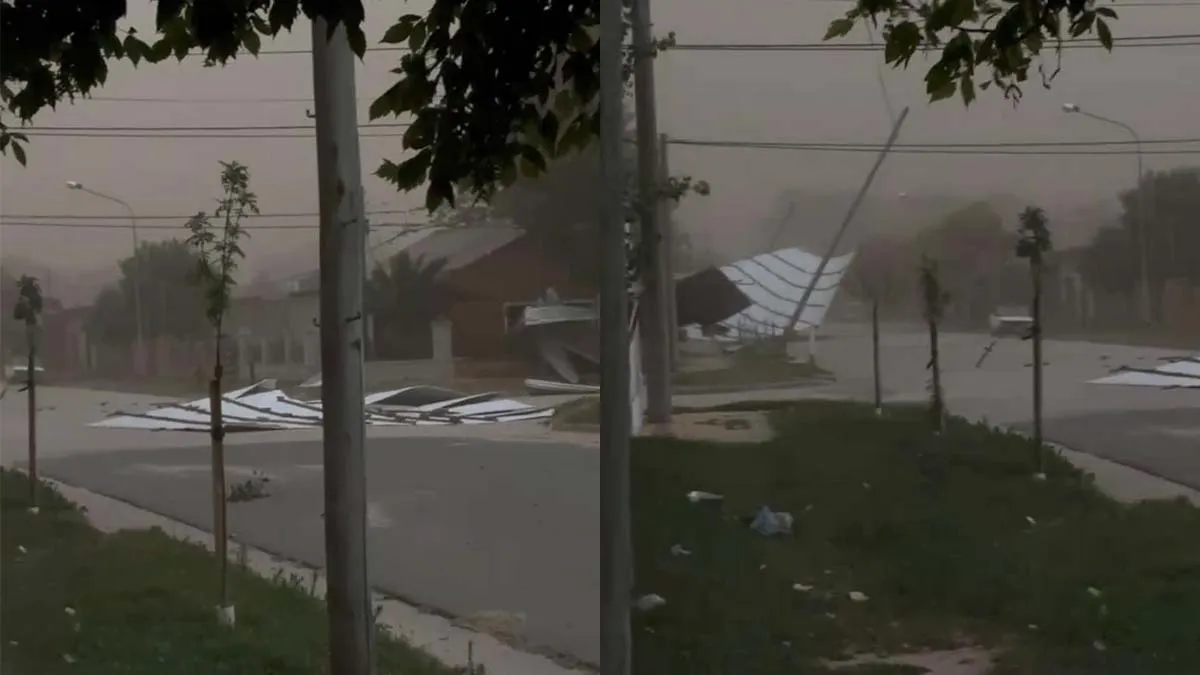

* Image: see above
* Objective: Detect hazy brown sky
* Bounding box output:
[1,0,1198,279]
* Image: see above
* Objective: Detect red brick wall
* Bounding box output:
[444,235,595,359]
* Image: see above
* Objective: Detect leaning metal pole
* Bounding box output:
[781,107,910,339]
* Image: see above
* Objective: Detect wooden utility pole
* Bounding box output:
[311,16,374,675]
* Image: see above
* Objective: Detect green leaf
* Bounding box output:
[409,21,428,51]
[959,73,976,106]
[1095,7,1118,19]
[250,14,270,35]
[402,112,436,150]
[381,16,420,44]
[375,150,432,190]
[425,179,455,213]
[368,82,404,120]
[346,26,367,58]
[241,28,261,55]
[928,73,957,102]
[1096,18,1114,51]
[147,38,174,63]
[553,90,575,119]
[267,0,300,34]
[1071,11,1095,38]
[885,22,921,65]
[122,36,149,66]
[12,141,26,166]
[824,18,855,41]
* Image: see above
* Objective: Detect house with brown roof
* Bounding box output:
[254,224,595,370]
[393,225,596,359]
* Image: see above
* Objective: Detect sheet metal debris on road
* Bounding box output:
[89,380,555,432]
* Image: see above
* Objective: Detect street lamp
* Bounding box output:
[66,181,147,372]
[1061,103,1152,323]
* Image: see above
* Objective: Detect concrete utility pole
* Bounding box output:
[310,17,375,675]
[599,0,633,672]
[630,0,672,425]
[782,107,910,339]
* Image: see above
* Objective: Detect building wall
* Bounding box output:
[443,235,595,359]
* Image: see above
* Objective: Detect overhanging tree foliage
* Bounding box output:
[3,1,1118,207]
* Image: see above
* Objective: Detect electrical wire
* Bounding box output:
[0,208,426,221]
[16,124,1200,147]
[0,220,432,230]
[669,35,1200,52]
[22,123,408,132]
[666,138,1200,155]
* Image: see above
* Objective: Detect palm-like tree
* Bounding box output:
[366,253,458,360]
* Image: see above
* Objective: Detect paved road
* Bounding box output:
[36,437,599,665]
[813,324,1200,488]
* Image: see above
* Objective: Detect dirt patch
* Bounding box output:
[824,648,998,674]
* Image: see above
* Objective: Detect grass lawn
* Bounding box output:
[671,357,827,389]
[0,470,465,675]
[632,401,1200,675]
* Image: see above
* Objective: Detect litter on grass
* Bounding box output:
[750,505,794,536]
[635,594,667,611]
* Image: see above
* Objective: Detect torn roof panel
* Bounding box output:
[90,381,554,432]
[1088,356,1200,389]
[675,246,854,337]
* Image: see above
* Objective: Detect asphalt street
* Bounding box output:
[36,437,600,665]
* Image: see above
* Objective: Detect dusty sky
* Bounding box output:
[1,0,1198,288]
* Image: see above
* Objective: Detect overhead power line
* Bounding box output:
[18,124,1200,148]
[666,137,1200,156]
[24,123,409,132]
[0,208,425,221]
[669,34,1200,52]
[0,220,432,231]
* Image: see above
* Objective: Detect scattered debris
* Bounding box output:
[635,594,666,611]
[669,544,692,557]
[750,505,794,536]
[1086,586,1103,598]
[847,591,869,603]
[793,583,815,592]
[227,472,271,503]
[686,490,723,503]
[1025,516,1037,526]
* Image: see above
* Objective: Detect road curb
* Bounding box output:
[32,474,595,675]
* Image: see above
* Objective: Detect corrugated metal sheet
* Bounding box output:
[678,246,854,339]
[1089,355,1200,389]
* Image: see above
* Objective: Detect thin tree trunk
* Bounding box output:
[26,323,38,508]
[871,299,882,415]
[209,335,230,612]
[928,318,942,433]
[1032,261,1044,474]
